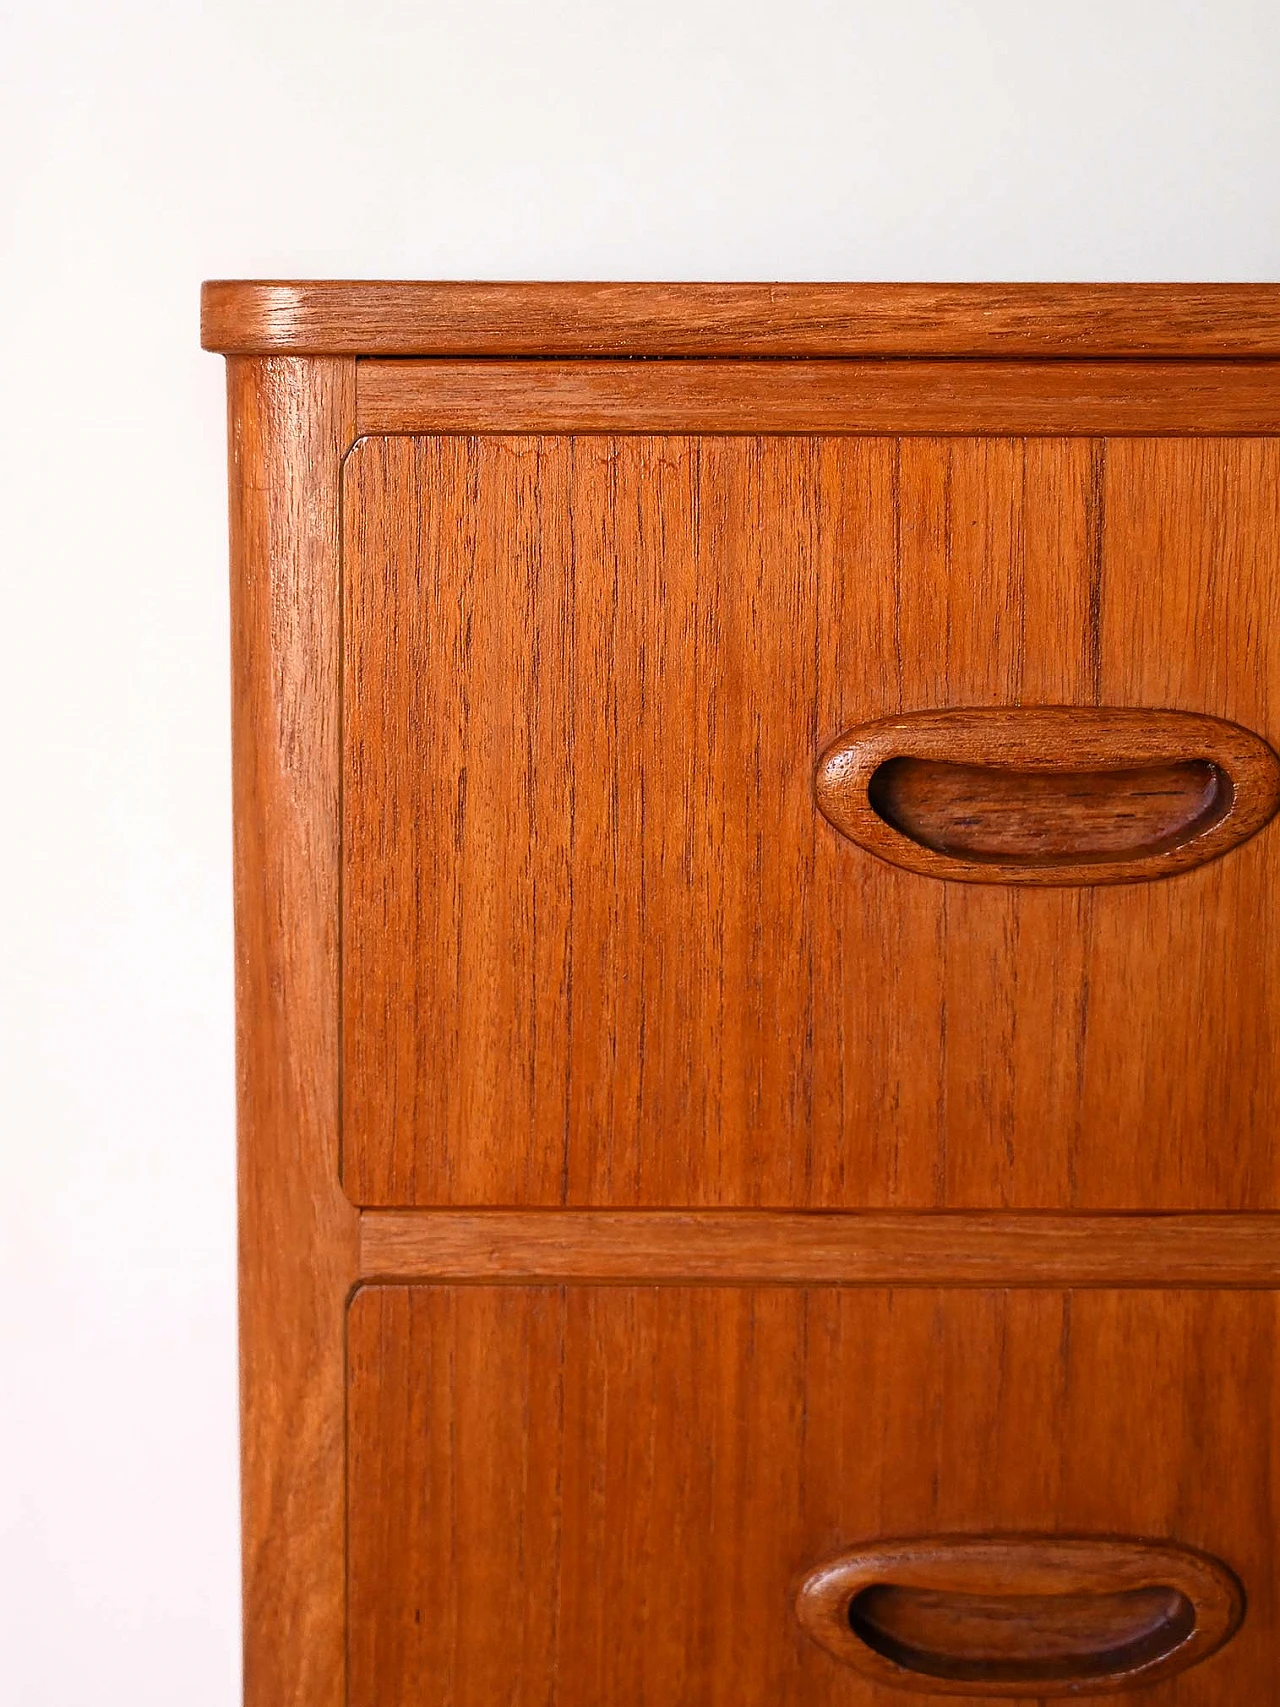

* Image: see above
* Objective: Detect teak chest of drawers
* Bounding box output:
[204,281,1280,1705]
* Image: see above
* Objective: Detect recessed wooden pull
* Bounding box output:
[816,707,1280,885]
[793,1536,1243,1696]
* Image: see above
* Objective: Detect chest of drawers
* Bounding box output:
[205,282,1280,1704]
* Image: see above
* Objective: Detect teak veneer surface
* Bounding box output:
[356,358,1280,435]
[347,1284,1280,1706]
[342,432,1280,1209]
[227,356,358,1707]
[213,286,1280,1707]
[202,279,1280,356]
[358,1210,1280,1287]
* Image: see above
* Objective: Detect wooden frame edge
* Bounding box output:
[353,359,1280,437]
[358,1210,1280,1287]
[228,354,360,1707]
[203,281,1280,358]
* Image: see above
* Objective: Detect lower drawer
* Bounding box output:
[346,1286,1279,1704]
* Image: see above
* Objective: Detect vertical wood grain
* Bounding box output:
[1082,439,1280,1206]
[342,433,1280,1209]
[347,1284,1279,1706]
[228,356,360,1707]
[217,316,1280,1707]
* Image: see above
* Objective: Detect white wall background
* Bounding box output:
[1,2,1278,1702]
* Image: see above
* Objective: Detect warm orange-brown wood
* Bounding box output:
[356,357,1280,435]
[227,356,359,1707]
[341,432,1280,1208]
[870,756,1222,864]
[817,706,1280,884]
[347,1285,1280,1706]
[211,287,1280,1707]
[794,1536,1242,1694]
[201,280,1280,357]
[358,1209,1280,1286]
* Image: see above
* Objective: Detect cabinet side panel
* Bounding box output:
[227,356,359,1707]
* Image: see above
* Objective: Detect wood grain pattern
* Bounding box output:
[347,1284,1280,1706]
[357,1210,1280,1286]
[211,296,1280,1707]
[201,280,1280,357]
[355,358,1280,436]
[341,433,1280,1208]
[227,356,360,1707]
[794,1535,1242,1694]
[870,757,1221,862]
[816,706,1280,884]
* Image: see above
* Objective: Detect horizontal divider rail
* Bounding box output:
[358,1210,1280,1287]
[353,358,1280,437]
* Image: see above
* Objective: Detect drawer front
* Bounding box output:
[347,1285,1278,1705]
[341,433,1280,1208]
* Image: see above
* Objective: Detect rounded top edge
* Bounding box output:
[200,280,1280,357]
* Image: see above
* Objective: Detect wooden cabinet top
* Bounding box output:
[201,280,1280,358]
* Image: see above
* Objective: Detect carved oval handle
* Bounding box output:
[793,1535,1243,1696]
[815,706,1280,885]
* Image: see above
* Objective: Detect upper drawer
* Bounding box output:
[340,426,1280,1209]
